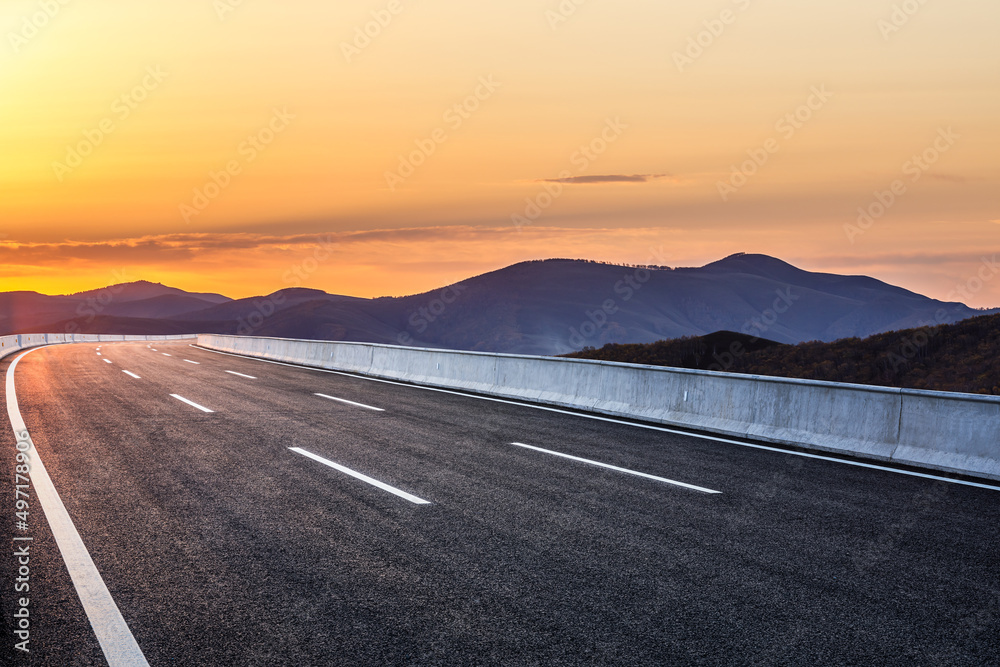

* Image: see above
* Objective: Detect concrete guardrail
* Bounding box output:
[0,333,193,362]
[196,334,1000,483]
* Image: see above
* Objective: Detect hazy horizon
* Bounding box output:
[3,252,997,310]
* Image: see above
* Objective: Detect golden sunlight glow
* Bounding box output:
[1,0,998,305]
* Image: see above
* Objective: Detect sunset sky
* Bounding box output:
[1,0,997,305]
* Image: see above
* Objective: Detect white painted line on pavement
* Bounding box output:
[151,348,157,352]
[103,358,113,364]
[289,447,430,504]
[122,371,141,379]
[314,393,384,412]
[170,394,214,413]
[6,348,150,666]
[193,346,1000,492]
[96,352,102,356]
[183,359,200,365]
[511,442,721,494]
[162,353,171,357]
[225,370,257,379]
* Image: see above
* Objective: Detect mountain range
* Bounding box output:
[2,254,993,355]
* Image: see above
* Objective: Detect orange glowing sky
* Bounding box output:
[1,1,998,305]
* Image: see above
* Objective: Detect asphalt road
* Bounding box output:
[2,340,998,666]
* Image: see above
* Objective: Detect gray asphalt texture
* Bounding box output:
[1,340,998,666]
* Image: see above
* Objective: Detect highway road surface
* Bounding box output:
[2,340,998,666]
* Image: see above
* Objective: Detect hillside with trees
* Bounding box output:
[564,313,1000,396]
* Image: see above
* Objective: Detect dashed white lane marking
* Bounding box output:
[97,352,102,356]
[6,348,150,666]
[122,371,141,379]
[183,359,200,365]
[289,447,430,504]
[161,353,171,357]
[192,346,1000,492]
[510,442,721,494]
[103,359,113,364]
[314,393,384,412]
[169,394,214,413]
[225,371,257,379]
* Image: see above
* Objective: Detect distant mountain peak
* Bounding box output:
[265,287,335,301]
[705,253,792,269]
[64,281,232,305]
[63,279,158,297]
[273,287,329,296]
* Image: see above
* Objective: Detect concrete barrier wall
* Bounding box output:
[0,334,193,364]
[197,334,1000,482]
[895,389,1000,481]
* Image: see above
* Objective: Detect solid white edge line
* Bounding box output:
[224,370,257,379]
[314,393,384,412]
[289,447,430,504]
[191,345,1000,492]
[169,394,214,413]
[122,371,141,379]
[6,347,150,666]
[511,442,721,494]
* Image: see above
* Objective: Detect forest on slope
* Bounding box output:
[564,313,1000,396]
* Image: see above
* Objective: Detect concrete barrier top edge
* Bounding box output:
[899,387,1000,404]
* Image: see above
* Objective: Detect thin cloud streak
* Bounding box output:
[0,227,671,266]
[805,251,1000,269]
[538,174,675,185]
